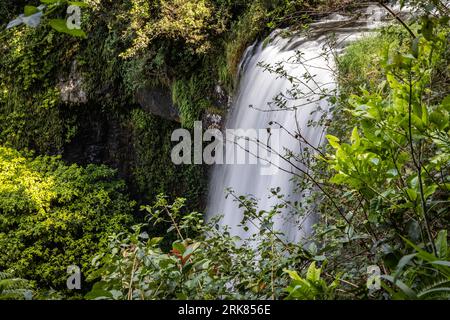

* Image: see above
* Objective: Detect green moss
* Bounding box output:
[171,76,211,129]
[130,109,207,210]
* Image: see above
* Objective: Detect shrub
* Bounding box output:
[316,14,450,298]
[86,195,317,300]
[0,146,135,291]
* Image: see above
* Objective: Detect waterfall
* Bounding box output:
[206,4,404,243]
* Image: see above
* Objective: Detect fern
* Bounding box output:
[0,272,33,300]
[383,230,450,300]
[417,278,450,299]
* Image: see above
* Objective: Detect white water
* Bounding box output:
[207,4,404,244]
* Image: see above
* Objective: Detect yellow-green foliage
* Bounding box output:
[121,0,223,59]
[336,33,391,95]
[330,29,402,139]
[221,2,268,90]
[0,146,135,291]
[0,26,73,154]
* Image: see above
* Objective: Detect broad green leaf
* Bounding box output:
[442,95,450,111]
[406,188,417,201]
[350,127,360,146]
[326,135,341,149]
[329,173,348,184]
[430,261,450,267]
[306,262,321,282]
[149,237,163,246]
[24,5,39,17]
[435,230,448,259]
[394,253,417,281]
[284,269,301,281]
[40,0,67,4]
[68,1,89,7]
[172,242,185,254]
[49,19,87,38]
[382,275,417,299]
[423,184,438,200]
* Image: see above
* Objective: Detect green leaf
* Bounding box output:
[24,5,39,17]
[423,184,438,200]
[406,188,417,201]
[306,262,321,282]
[382,275,417,299]
[284,269,301,281]
[313,255,327,262]
[421,104,428,125]
[172,242,185,254]
[176,292,188,299]
[326,135,341,149]
[49,19,87,38]
[442,95,450,111]
[149,237,163,246]
[159,258,174,269]
[394,253,417,281]
[40,0,67,4]
[350,127,360,146]
[429,111,448,130]
[329,173,348,184]
[68,1,89,7]
[430,261,450,267]
[435,230,448,260]
[85,281,114,300]
[182,242,200,260]
[401,237,450,277]
[417,287,450,299]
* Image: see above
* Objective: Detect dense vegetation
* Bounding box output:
[0,147,134,295]
[0,0,449,300]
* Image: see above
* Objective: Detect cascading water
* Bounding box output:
[207,4,405,243]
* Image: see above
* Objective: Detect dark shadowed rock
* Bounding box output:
[135,86,180,122]
[62,104,134,182]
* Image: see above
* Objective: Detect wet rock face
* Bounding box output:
[135,86,180,122]
[201,84,229,130]
[213,84,231,110]
[135,83,230,127]
[59,61,88,104]
[203,111,223,130]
